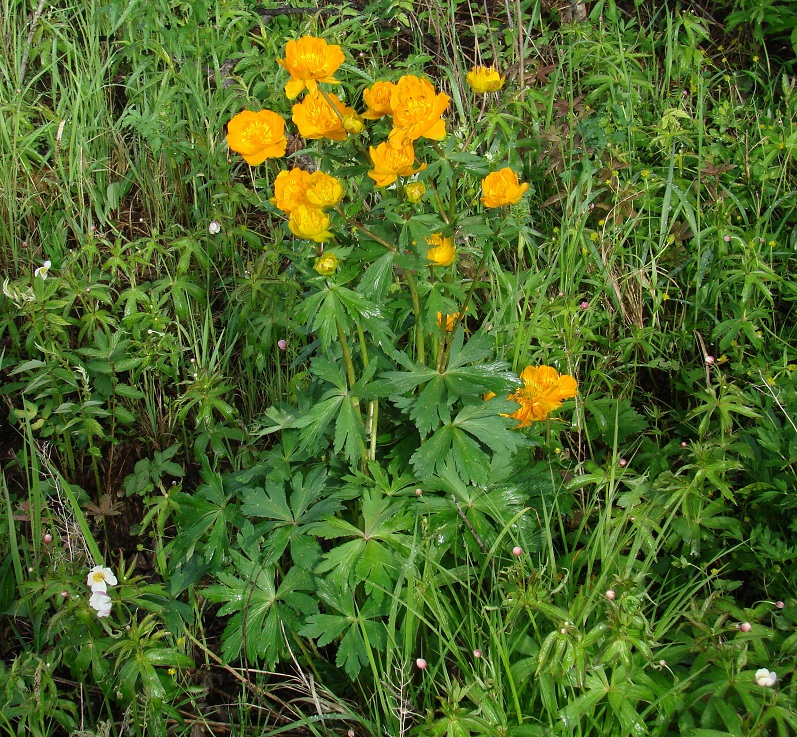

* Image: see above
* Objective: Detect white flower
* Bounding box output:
[87,565,117,593]
[89,590,112,618]
[34,260,52,280]
[755,668,777,687]
[208,221,221,235]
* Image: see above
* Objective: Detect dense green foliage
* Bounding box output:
[1,0,796,735]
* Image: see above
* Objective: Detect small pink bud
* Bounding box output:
[723,234,731,242]
[740,622,752,632]
[580,301,589,310]
[512,546,523,557]
[473,649,482,658]
[415,488,422,496]
[705,355,715,364]
[60,590,68,598]
[776,601,785,609]
[681,441,688,447]
[277,339,287,351]
[605,589,616,600]
[415,658,427,670]
[348,730,355,737]
[27,566,34,573]
[43,533,53,544]
[619,458,627,467]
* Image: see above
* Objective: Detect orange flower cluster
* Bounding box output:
[504,366,578,426]
[270,168,343,244]
[364,75,449,188]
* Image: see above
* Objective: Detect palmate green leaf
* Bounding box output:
[410,375,454,436]
[203,550,316,667]
[240,467,340,568]
[299,581,388,679]
[356,251,395,302]
[410,400,525,485]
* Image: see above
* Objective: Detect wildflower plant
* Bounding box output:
[225,35,575,485]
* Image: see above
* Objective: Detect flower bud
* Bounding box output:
[43,533,53,544]
[314,251,339,276]
[473,649,482,658]
[404,181,426,203]
[512,546,522,557]
[278,339,288,351]
[416,658,427,670]
[605,589,616,600]
[740,622,752,632]
[776,601,785,609]
[705,355,715,364]
[342,114,365,135]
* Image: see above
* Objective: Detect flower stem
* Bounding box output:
[405,271,426,366]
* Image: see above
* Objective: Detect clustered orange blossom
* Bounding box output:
[224,39,528,276]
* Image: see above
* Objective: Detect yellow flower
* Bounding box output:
[226,109,287,165]
[507,365,578,426]
[466,66,505,93]
[480,168,530,208]
[288,204,333,242]
[362,81,396,119]
[389,75,450,146]
[292,91,356,141]
[426,233,456,267]
[368,140,426,187]
[305,171,344,208]
[404,181,426,203]
[270,168,313,214]
[436,312,460,331]
[277,36,345,99]
[314,251,339,275]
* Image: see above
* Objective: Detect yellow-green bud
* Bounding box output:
[342,114,365,135]
[404,181,426,203]
[314,251,339,276]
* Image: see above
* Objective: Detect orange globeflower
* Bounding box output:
[481,168,530,208]
[362,81,396,119]
[226,109,287,165]
[426,234,456,267]
[389,75,450,146]
[288,204,333,242]
[292,91,356,141]
[466,66,505,93]
[436,312,461,331]
[368,141,426,187]
[278,36,345,99]
[270,168,313,214]
[508,365,578,426]
[305,171,345,208]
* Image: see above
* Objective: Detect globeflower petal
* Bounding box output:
[226,109,287,165]
[368,141,425,187]
[467,66,505,93]
[288,204,333,242]
[426,234,456,267]
[481,168,529,208]
[362,81,396,119]
[278,36,345,99]
[389,75,450,145]
[270,168,313,214]
[507,365,578,426]
[292,91,356,141]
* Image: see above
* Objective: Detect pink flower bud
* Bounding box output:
[60,590,69,598]
[681,441,688,447]
[512,546,523,557]
[619,458,627,467]
[723,235,731,242]
[415,488,422,496]
[740,622,752,632]
[416,658,427,670]
[705,355,715,364]
[776,601,785,609]
[473,649,482,658]
[605,589,616,600]
[43,533,53,544]
[580,301,589,310]
[277,339,288,351]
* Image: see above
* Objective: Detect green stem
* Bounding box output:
[405,272,426,366]
[337,209,396,251]
[336,319,358,401]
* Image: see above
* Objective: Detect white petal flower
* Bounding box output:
[755,668,777,687]
[89,590,112,618]
[208,221,221,235]
[34,260,52,280]
[87,565,117,593]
